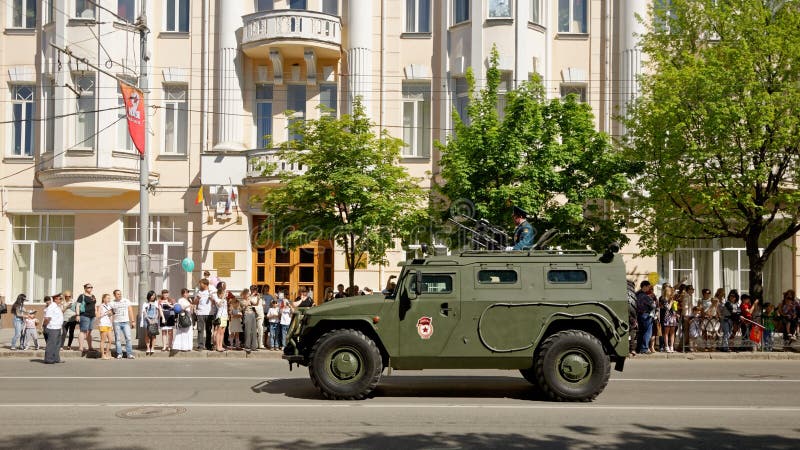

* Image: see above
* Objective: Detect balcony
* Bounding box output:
[242,10,342,60]
[37,166,159,197]
[245,149,307,185]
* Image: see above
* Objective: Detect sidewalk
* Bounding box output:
[0,326,284,359]
[3,327,800,360]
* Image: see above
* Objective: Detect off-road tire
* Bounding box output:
[534,330,610,402]
[308,329,383,400]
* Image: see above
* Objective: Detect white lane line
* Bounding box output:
[0,403,798,412]
[0,376,277,380]
[2,376,799,383]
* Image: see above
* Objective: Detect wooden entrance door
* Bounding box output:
[252,241,333,305]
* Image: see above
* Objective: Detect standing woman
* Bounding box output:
[279,298,294,350]
[172,288,194,352]
[659,285,677,353]
[242,289,258,353]
[60,291,78,350]
[96,294,114,360]
[228,295,243,350]
[75,284,97,355]
[10,294,27,350]
[159,290,175,352]
[250,285,265,349]
[211,282,229,352]
[140,291,162,355]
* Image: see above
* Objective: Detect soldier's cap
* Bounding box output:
[512,206,528,218]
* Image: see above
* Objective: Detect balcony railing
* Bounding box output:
[242,10,341,48]
[247,149,307,180]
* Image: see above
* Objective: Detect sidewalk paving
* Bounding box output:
[1,326,798,360]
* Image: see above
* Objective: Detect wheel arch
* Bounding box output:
[301,319,389,368]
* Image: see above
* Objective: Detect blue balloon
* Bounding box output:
[173,304,183,313]
[181,257,195,273]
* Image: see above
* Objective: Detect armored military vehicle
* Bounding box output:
[283,246,629,402]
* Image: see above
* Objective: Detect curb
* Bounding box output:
[0,349,285,359]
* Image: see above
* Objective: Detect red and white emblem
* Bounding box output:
[417,316,433,339]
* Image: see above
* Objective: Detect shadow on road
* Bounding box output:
[252,375,543,401]
[0,427,148,450]
[246,426,800,450]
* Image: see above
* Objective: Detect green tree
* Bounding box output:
[256,100,426,291]
[436,47,634,251]
[625,0,800,300]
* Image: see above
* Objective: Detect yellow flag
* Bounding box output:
[195,186,204,205]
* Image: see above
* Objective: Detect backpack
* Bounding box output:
[177,311,191,328]
[146,304,158,323]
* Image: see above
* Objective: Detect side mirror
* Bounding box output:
[415,271,423,296]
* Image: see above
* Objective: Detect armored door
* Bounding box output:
[398,271,461,357]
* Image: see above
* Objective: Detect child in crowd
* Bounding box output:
[22,310,39,350]
[267,299,281,350]
[763,303,777,352]
[228,297,243,349]
[97,294,114,360]
[688,306,702,353]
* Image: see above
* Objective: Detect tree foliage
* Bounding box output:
[626,0,800,299]
[436,47,635,251]
[256,100,427,289]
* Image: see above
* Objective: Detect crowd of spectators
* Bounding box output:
[630,280,800,356]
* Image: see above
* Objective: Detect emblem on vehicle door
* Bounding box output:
[417,316,433,339]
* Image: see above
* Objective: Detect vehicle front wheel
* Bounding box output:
[535,330,610,402]
[308,329,383,400]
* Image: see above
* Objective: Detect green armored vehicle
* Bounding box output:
[283,247,629,402]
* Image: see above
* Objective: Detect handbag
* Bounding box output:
[147,322,160,337]
[177,311,192,329]
[63,304,76,323]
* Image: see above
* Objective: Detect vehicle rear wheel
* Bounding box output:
[308,329,383,400]
[534,330,610,402]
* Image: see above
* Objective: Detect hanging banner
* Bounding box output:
[119,80,146,156]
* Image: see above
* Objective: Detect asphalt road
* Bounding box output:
[1,358,799,449]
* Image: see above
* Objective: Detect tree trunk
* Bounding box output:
[745,234,765,302]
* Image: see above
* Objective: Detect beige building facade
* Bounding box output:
[0,0,797,310]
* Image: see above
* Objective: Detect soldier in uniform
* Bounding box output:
[511,206,535,250]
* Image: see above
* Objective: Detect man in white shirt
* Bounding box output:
[111,289,136,359]
[194,278,213,350]
[43,295,64,364]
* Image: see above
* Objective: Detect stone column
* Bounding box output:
[619,0,649,133]
[213,0,246,151]
[346,0,372,115]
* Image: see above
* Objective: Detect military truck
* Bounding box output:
[282,247,629,402]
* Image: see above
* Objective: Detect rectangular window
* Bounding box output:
[11,215,74,301]
[560,84,587,103]
[47,0,54,23]
[478,270,519,284]
[547,270,588,284]
[123,216,187,302]
[405,0,430,33]
[322,0,338,15]
[530,0,540,24]
[402,82,430,157]
[420,274,453,294]
[454,0,469,24]
[12,0,36,28]
[256,84,273,148]
[257,0,274,11]
[287,84,306,142]
[11,85,34,157]
[75,74,96,149]
[118,0,136,23]
[163,86,188,154]
[75,0,95,18]
[453,77,469,124]
[488,0,512,18]
[319,84,337,117]
[497,71,512,119]
[45,81,55,153]
[558,0,587,33]
[166,0,189,32]
[289,0,307,10]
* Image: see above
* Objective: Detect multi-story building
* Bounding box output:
[0,0,797,312]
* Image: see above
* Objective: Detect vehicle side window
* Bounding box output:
[477,269,518,284]
[547,269,588,284]
[413,274,453,294]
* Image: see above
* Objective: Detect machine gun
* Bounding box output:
[448,214,510,250]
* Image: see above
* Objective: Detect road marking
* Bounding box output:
[613,378,800,382]
[0,376,277,380]
[0,403,799,412]
[2,376,799,383]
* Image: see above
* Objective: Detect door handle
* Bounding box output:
[440,303,453,316]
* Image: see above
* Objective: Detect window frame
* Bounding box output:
[289,0,307,10]
[319,83,337,117]
[256,0,274,12]
[453,0,470,25]
[74,73,97,150]
[286,84,307,143]
[74,0,96,19]
[10,0,37,29]
[453,76,470,124]
[321,0,338,15]
[401,81,431,158]
[162,85,188,155]
[9,84,35,157]
[529,0,541,24]
[544,266,592,289]
[255,84,274,149]
[117,0,137,24]
[164,0,189,33]
[411,274,454,295]
[404,0,431,33]
[560,83,588,103]
[122,215,187,301]
[477,269,520,285]
[488,0,512,19]
[116,77,137,152]
[10,215,75,302]
[557,0,588,34]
